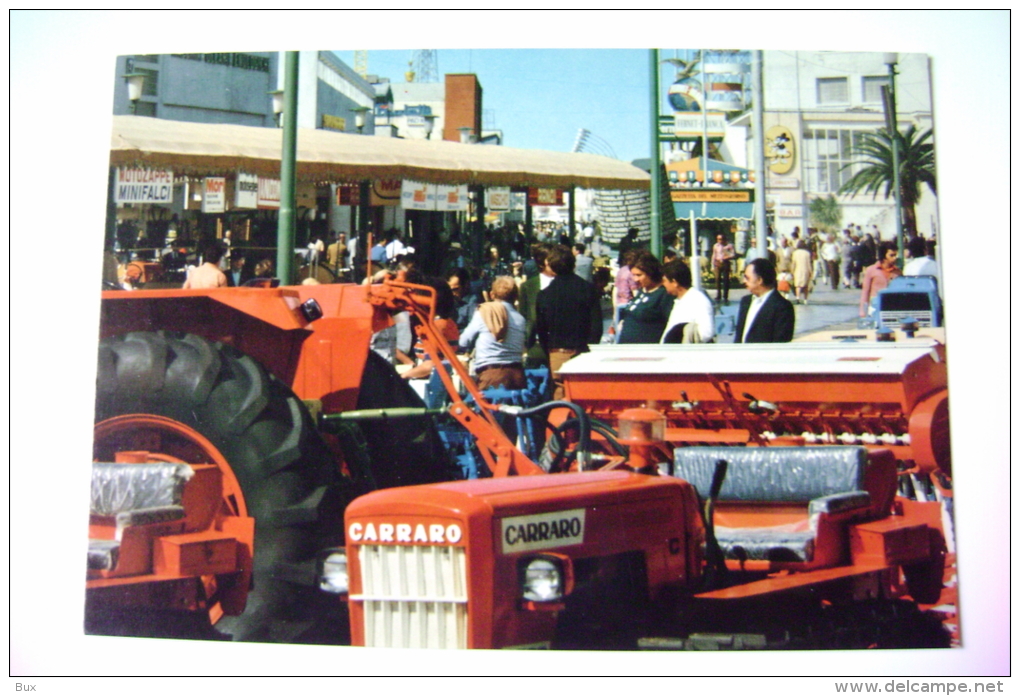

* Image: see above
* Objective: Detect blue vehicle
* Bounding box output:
[870,275,944,329]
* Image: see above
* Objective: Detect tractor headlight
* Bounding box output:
[521,556,564,602]
[318,549,349,594]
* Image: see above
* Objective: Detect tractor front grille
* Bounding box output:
[354,544,468,649]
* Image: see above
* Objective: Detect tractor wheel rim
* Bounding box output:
[94,413,248,518]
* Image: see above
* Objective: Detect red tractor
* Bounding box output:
[88,279,952,649]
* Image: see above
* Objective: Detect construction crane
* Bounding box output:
[407,49,438,83]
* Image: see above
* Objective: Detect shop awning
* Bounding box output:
[666,157,755,220]
[109,115,651,191]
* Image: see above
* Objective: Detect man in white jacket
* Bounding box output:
[660,259,715,343]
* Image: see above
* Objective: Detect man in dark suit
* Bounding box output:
[733,257,795,343]
[536,245,603,399]
[225,253,252,287]
[518,243,553,369]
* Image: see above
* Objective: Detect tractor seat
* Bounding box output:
[672,446,895,567]
[88,462,193,571]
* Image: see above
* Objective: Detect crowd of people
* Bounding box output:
[155,217,940,399]
[771,224,940,318]
[361,226,807,402]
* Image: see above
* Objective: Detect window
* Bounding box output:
[136,67,159,96]
[816,77,848,105]
[134,100,157,117]
[862,75,891,103]
[802,128,872,193]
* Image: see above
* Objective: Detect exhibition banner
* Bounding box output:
[235,172,258,208]
[258,177,280,209]
[202,177,226,213]
[115,168,174,204]
[435,184,469,212]
[486,187,511,212]
[401,180,434,210]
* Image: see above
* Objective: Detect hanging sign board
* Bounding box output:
[370,179,402,207]
[337,184,361,206]
[671,190,753,203]
[528,188,562,206]
[486,187,511,212]
[435,184,469,211]
[669,113,727,140]
[322,114,346,132]
[235,172,258,208]
[258,177,280,209]
[202,177,226,213]
[401,180,435,210]
[115,168,174,204]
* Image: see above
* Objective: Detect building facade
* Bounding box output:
[732,51,937,241]
[111,51,378,255]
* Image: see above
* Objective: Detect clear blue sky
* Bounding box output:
[334,49,653,163]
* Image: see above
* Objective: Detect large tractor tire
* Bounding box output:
[92,331,354,644]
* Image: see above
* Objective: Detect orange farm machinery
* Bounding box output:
[88,280,954,649]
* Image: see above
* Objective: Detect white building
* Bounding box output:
[730,51,938,241]
[369,79,445,140]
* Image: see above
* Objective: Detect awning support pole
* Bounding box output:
[568,186,576,244]
[752,49,768,259]
[276,50,299,286]
[649,48,662,258]
[690,210,702,292]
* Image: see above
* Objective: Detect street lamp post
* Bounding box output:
[882,53,904,269]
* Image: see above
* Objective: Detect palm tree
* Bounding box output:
[838,125,937,236]
[808,194,842,234]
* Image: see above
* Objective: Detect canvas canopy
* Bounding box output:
[109,115,651,191]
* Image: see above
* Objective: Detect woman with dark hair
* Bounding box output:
[617,253,674,344]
